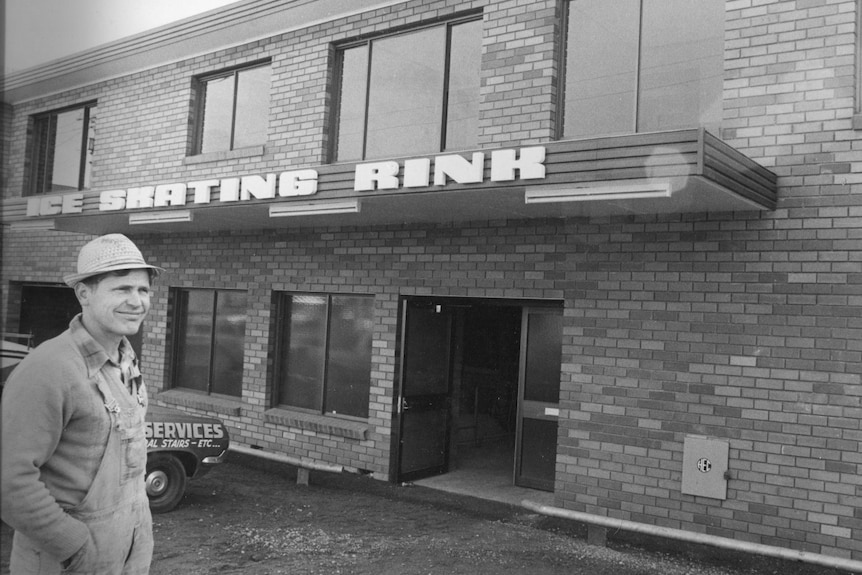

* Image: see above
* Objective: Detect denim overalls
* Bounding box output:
[10,367,153,575]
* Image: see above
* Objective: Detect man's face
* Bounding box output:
[78,270,152,346]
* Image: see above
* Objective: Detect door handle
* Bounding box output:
[401,397,410,412]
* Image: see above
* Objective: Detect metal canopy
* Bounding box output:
[3,130,777,235]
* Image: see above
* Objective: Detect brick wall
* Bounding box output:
[1,0,860,561]
[481,0,559,145]
[1,0,558,198]
[554,0,861,561]
[555,209,861,558]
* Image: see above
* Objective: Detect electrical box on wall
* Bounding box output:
[681,435,729,500]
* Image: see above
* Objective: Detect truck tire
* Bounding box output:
[146,453,188,514]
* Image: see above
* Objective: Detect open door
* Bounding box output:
[396,301,453,482]
[514,307,563,491]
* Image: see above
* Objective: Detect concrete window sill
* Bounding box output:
[264,407,369,441]
[155,389,242,416]
[183,145,265,165]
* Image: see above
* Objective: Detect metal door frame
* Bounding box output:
[391,296,563,486]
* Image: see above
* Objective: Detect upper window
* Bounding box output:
[562,0,724,139]
[332,17,482,162]
[195,62,271,154]
[274,293,374,419]
[172,288,247,398]
[27,103,96,196]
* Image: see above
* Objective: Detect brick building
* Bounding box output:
[2,0,860,565]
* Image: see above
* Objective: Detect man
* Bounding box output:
[2,234,163,575]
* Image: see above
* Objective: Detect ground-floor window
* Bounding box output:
[172,288,247,397]
[274,293,374,418]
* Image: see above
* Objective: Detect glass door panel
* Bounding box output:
[515,307,563,491]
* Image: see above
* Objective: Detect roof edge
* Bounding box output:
[2,0,406,104]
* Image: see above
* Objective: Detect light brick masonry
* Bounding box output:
[1,0,860,561]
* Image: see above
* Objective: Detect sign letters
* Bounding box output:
[25,147,546,217]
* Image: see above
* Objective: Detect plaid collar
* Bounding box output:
[69,314,136,379]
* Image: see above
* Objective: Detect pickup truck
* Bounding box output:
[145,405,230,513]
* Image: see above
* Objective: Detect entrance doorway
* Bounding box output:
[394,297,562,498]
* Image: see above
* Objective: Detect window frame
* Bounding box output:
[26,101,97,196]
[171,287,248,399]
[193,60,272,155]
[273,292,375,420]
[329,14,483,162]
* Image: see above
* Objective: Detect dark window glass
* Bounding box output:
[200,76,234,153]
[175,290,213,393]
[445,19,483,151]
[276,293,374,418]
[174,288,247,398]
[638,0,724,132]
[334,47,370,161]
[564,0,638,137]
[198,63,271,154]
[365,27,445,159]
[324,295,374,415]
[334,18,481,161]
[233,65,272,149]
[211,290,248,397]
[280,295,328,410]
[28,104,96,196]
[563,0,723,138]
[523,313,562,404]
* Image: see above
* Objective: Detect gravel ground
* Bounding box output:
[2,452,857,574]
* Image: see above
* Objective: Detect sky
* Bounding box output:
[4,0,242,73]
